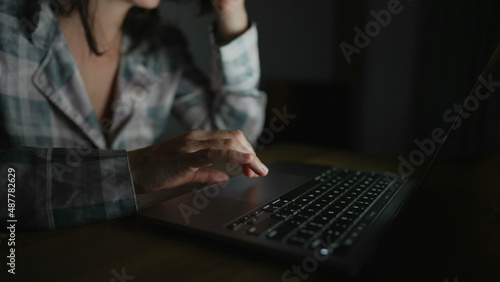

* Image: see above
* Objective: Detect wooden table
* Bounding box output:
[2,143,499,281]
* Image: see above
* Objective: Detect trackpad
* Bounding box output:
[211,172,308,204]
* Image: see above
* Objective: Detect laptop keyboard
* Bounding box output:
[226,167,404,255]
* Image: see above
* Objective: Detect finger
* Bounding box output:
[245,159,269,177]
[201,130,260,165]
[190,139,267,175]
[188,138,250,155]
[190,168,229,184]
[187,129,255,153]
[188,147,253,169]
[242,164,258,178]
[217,131,267,176]
[189,144,269,177]
[242,164,252,177]
[185,130,268,175]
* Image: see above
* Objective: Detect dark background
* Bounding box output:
[160,0,500,161]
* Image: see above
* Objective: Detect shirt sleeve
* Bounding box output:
[0,147,137,230]
[172,23,267,144]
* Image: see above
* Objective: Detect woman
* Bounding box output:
[0,0,268,229]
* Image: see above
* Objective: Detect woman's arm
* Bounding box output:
[0,130,268,230]
[172,1,266,143]
[212,0,249,44]
[0,147,137,230]
[0,0,268,230]
[128,129,268,194]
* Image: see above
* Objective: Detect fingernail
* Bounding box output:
[260,163,269,173]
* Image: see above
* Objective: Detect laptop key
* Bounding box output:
[271,198,289,208]
[320,226,343,243]
[297,228,316,236]
[246,218,282,236]
[247,217,263,225]
[280,179,321,200]
[227,216,253,230]
[303,222,323,233]
[227,222,243,231]
[294,229,315,242]
[288,219,305,226]
[277,207,293,215]
[286,236,307,247]
[299,208,318,217]
[313,215,331,225]
[270,213,288,220]
[260,204,278,212]
[287,202,303,210]
[321,209,336,217]
[267,223,297,241]
[229,168,404,255]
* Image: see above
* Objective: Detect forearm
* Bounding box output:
[173,6,266,142]
[0,147,137,230]
[210,23,266,142]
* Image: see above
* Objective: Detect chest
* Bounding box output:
[72,50,121,121]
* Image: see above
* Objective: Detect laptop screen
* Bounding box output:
[395,43,500,187]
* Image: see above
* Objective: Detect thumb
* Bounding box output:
[190,168,229,184]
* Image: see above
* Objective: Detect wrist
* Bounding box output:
[215,6,249,44]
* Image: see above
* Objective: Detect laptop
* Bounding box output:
[138,44,500,279]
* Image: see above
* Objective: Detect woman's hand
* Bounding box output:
[211,0,249,43]
[128,129,268,194]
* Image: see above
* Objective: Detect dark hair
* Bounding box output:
[22,0,213,55]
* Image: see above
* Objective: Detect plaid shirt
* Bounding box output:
[0,0,266,229]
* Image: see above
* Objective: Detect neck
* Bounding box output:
[58,0,133,52]
[88,0,132,43]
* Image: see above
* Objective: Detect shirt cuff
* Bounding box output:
[209,23,262,95]
[210,23,259,61]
